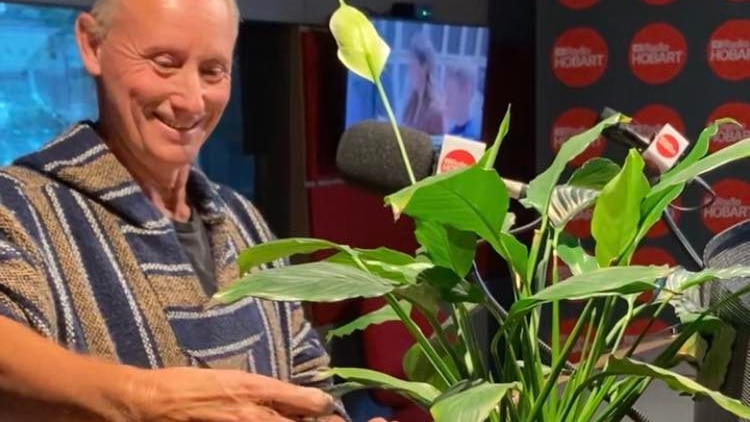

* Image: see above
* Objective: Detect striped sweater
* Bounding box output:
[0,122,333,392]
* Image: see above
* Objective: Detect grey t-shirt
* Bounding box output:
[173,210,217,296]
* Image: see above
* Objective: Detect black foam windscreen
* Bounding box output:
[336,120,436,194]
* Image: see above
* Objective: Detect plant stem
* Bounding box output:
[549,229,562,417]
[375,79,416,184]
[524,301,594,422]
[561,305,597,416]
[424,312,468,379]
[459,303,488,379]
[520,317,541,399]
[384,293,457,385]
[579,298,614,383]
[559,372,609,422]
[624,298,670,358]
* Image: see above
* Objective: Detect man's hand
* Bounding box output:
[319,416,395,422]
[122,366,337,421]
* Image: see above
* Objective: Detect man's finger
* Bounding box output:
[234,372,335,416]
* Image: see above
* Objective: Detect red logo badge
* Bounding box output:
[702,179,750,234]
[552,28,608,87]
[707,102,750,153]
[551,108,606,168]
[440,149,476,173]
[655,134,680,159]
[629,23,688,84]
[708,20,750,81]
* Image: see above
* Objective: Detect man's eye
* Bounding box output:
[153,56,178,69]
[202,66,227,81]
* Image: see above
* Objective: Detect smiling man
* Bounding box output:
[0,0,373,421]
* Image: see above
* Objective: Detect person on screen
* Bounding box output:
[402,33,444,135]
[0,0,390,421]
[444,62,481,140]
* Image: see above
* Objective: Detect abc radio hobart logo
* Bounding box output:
[552,27,608,88]
[708,20,750,81]
[702,179,750,234]
[629,23,687,84]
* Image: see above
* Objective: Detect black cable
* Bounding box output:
[509,216,542,235]
[669,176,717,212]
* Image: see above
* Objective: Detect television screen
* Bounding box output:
[0,2,98,165]
[344,18,490,142]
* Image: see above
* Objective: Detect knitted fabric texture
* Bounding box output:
[0,123,333,391]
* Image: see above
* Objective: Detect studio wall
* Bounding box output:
[536,0,750,355]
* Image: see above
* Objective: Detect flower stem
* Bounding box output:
[375,79,416,185]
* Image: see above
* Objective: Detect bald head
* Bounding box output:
[88,0,240,39]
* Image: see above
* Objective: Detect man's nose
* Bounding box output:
[171,69,205,115]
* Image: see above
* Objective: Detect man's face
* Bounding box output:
[87,0,237,168]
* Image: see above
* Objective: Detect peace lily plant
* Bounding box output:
[214,2,750,421]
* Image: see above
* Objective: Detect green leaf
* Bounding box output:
[430,380,520,422]
[557,236,598,276]
[326,300,412,342]
[326,248,432,285]
[662,266,750,320]
[592,150,650,267]
[385,166,507,237]
[326,367,441,407]
[568,157,621,189]
[237,238,340,275]
[495,232,530,279]
[522,113,623,214]
[385,165,528,273]
[624,185,684,260]
[605,357,750,418]
[402,330,461,392]
[509,265,671,317]
[649,138,750,198]
[548,185,599,228]
[663,266,750,294]
[663,118,738,179]
[395,282,442,320]
[329,2,390,82]
[324,381,369,399]
[214,262,395,304]
[415,221,477,278]
[697,322,735,391]
[478,105,511,170]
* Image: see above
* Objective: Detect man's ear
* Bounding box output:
[75,13,103,77]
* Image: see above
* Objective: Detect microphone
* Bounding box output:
[336,120,529,199]
[600,107,690,174]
